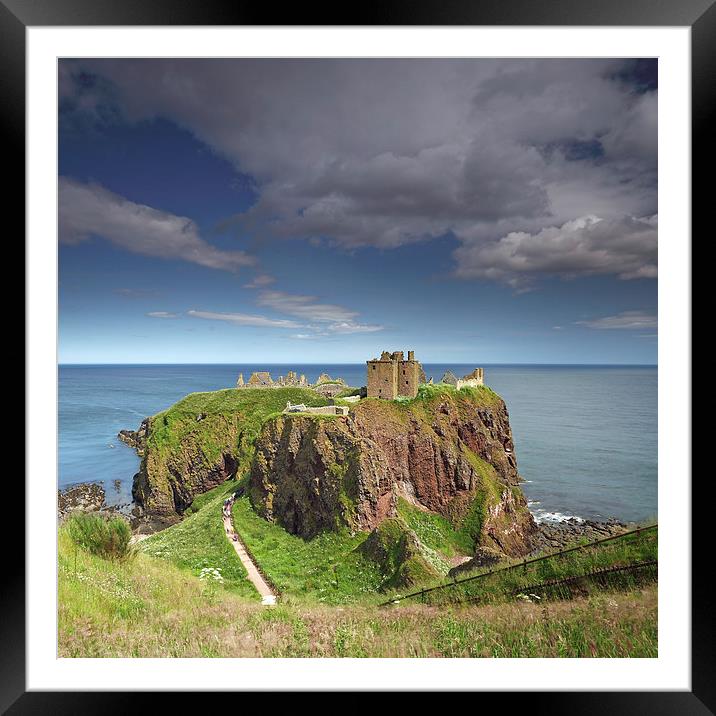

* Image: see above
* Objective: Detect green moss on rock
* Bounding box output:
[358,518,441,589]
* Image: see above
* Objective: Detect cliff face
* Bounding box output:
[131,414,242,521]
[249,387,537,558]
[127,387,329,523]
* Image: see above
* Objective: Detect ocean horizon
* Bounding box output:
[59,363,657,525]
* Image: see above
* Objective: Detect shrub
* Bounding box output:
[66,512,133,561]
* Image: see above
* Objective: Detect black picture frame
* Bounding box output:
[7,0,706,710]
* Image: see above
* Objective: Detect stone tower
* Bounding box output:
[366,350,422,399]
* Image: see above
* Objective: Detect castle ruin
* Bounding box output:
[366,350,423,400]
[440,367,485,389]
[237,370,308,389]
[284,401,349,416]
[367,350,485,400]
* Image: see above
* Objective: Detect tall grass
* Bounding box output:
[66,513,133,561]
[59,497,658,657]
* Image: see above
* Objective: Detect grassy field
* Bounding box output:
[231,495,386,604]
[138,481,258,599]
[58,518,658,657]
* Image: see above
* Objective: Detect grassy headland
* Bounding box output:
[59,382,657,657]
[146,386,330,471]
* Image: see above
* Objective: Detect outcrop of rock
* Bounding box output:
[249,388,537,559]
[118,419,149,457]
[130,414,241,523]
[125,387,329,525]
[529,518,630,554]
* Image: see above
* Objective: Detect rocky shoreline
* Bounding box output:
[117,419,148,457]
[58,481,107,522]
[57,481,169,535]
[529,517,630,555]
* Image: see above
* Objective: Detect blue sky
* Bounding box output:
[59,59,657,364]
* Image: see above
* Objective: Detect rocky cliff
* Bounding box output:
[131,414,242,523]
[249,386,537,565]
[126,387,330,525]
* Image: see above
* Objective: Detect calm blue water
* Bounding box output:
[59,364,657,523]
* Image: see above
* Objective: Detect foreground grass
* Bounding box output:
[59,521,658,657]
[138,481,258,599]
[231,495,385,604]
[60,490,658,657]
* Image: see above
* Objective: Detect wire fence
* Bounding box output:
[379,523,658,607]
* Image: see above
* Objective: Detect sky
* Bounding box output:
[58,58,658,364]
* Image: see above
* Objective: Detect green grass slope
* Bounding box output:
[231,495,385,604]
[139,481,257,599]
[391,525,658,607]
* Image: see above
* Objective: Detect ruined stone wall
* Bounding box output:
[455,368,484,390]
[284,404,349,416]
[397,359,420,398]
[367,359,397,399]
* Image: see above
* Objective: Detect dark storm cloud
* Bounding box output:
[59,58,658,285]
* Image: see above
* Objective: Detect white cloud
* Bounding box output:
[115,287,160,299]
[256,290,358,323]
[59,177,255,273]
[243,274,276,289]
[187,309,302,329]
[577,310,657,330]
[254,290,384,334]
[322,321,383,335]
[454,214,657,288]
[146,311,178,318]
[187,289,383,336]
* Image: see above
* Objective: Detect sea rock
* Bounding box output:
[118,418,149,457]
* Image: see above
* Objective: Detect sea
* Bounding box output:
[58,364,657,524]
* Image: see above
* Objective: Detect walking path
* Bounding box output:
[222,496,276,605]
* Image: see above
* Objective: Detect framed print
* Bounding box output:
[7,0,708,709]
